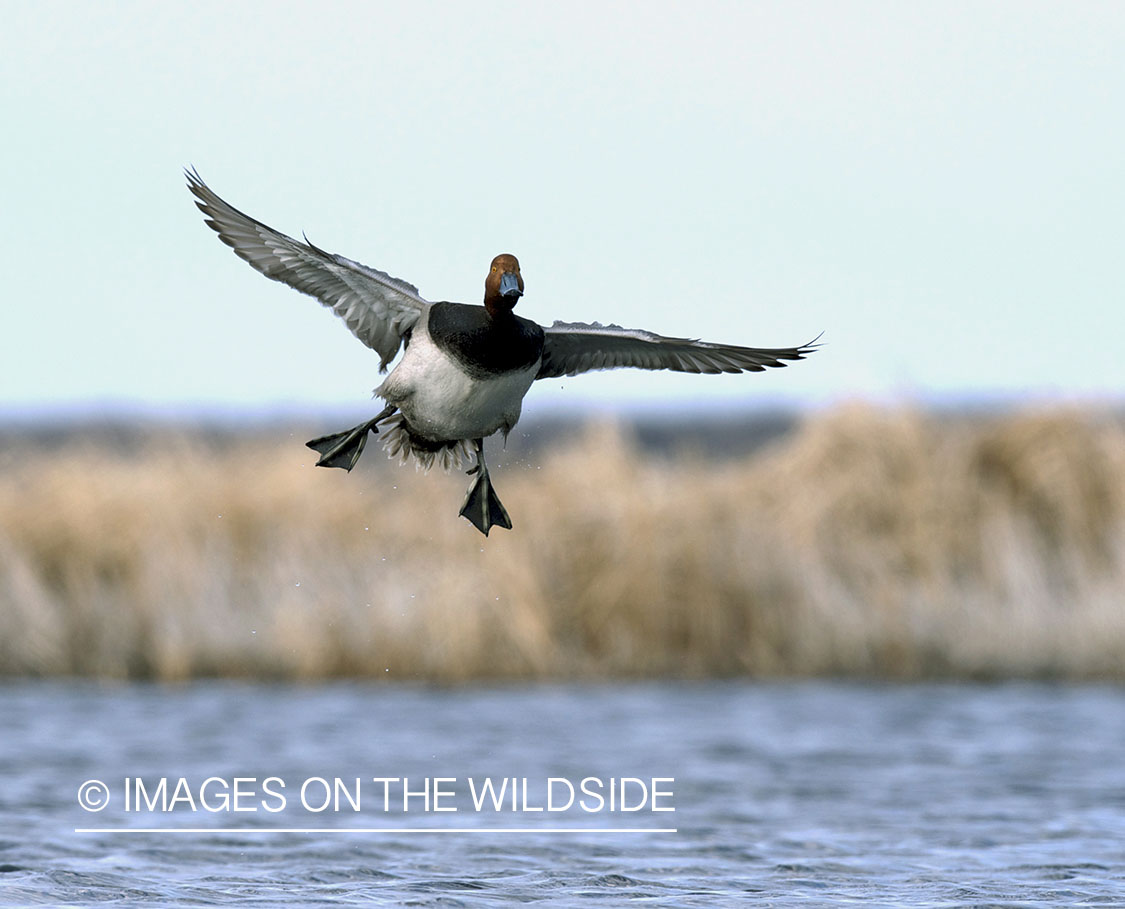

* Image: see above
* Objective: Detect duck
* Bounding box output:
[187,168,819,535]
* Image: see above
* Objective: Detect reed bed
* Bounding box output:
[0,406,1122,681]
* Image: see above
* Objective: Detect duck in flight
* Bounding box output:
[187,169,819,535]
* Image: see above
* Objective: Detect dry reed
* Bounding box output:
[0,406,1122,681]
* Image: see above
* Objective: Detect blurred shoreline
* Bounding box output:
[1,405,1122,682]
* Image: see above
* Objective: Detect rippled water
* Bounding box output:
[1,680,1123,906]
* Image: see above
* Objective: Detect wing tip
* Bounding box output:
[799,331,826,354]
[184,164,206,192]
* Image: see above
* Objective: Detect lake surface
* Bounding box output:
[0,680,1122,906]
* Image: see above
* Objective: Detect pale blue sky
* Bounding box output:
[2,1,1122,419]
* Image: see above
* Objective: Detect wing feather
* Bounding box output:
[537,321,820,379]
[187,168,427,370]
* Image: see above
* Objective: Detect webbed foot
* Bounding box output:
[459,470,512,535]
[459,439,512,535]
[306,404,397,471]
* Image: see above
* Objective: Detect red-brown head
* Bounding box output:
[484,253,524,316]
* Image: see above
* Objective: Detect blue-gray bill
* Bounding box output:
[498,272,522,298]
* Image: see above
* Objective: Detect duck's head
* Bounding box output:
[484,253,524,315]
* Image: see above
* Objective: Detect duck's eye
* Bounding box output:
[491,266,497,273]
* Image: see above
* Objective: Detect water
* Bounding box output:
[0,680,1122,906]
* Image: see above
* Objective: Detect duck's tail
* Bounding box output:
[380,414,471,472]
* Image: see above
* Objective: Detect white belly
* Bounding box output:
[376,326,539,442]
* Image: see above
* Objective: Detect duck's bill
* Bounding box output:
[499,272,523,297]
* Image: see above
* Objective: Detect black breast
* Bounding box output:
[427,302,545,380]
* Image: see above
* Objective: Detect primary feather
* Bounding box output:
[537,321,819,379]
[186,168,427,370]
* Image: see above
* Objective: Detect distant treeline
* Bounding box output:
[0,405,1122,681]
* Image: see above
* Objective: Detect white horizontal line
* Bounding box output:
[75,827,677,835]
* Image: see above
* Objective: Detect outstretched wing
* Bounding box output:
[187,168,427,370]
[536,321,820,379]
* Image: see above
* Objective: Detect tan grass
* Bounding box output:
[0,406,1122,680]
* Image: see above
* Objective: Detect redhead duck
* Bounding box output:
[187,169,819,535]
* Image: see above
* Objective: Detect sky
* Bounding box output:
[2,1,1123,420]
